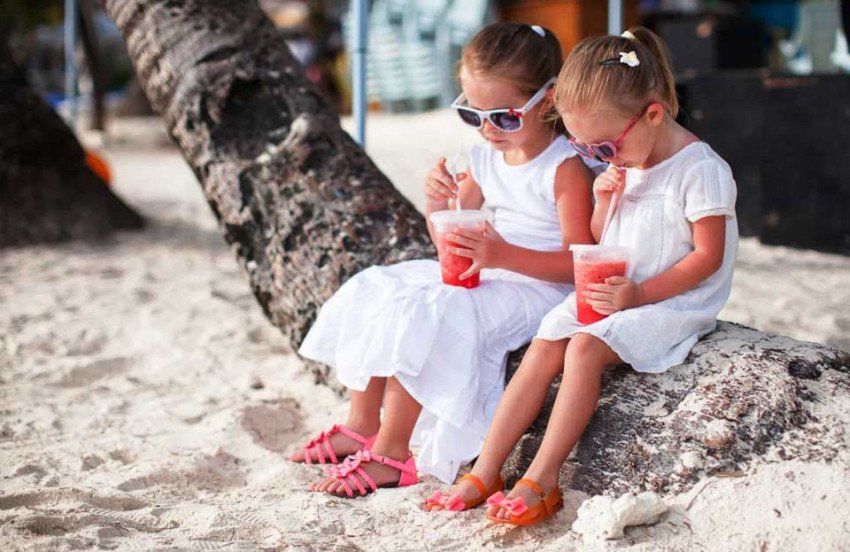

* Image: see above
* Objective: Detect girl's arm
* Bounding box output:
[587,215,727,314]
[635,215,726,304]
[448,157,595,283]
[424,158,484,245]
[494,157,594,282]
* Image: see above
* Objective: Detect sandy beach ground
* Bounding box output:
[1,111,849,550]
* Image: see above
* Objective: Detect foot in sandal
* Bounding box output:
[485,476,563,526]
[425,472,504,512]
[309,449,418,497]
[289,424,377,464]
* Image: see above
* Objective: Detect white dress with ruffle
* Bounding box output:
[299,137,585,482]
[536,142,739,373]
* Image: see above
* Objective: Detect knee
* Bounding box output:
[563,334,610,375]
[517,338,568,379]
[528,338,568,359]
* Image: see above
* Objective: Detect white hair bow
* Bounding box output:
[619,51,640,67]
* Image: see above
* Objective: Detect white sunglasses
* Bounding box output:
[450,77,556,133]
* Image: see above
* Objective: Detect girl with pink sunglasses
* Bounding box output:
[295,22,602,500]
[437,27,738,526]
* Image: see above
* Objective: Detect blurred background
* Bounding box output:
[4,0,850,253]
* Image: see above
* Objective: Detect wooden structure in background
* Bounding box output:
[500,0,640,56]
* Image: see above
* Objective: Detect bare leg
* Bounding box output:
[488,333,620,520]
[314,376,423,495]
[441,339,568,506]
[291,376,385,462]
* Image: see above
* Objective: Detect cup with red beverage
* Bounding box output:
[429,210,488,288]
[570,244,631,324]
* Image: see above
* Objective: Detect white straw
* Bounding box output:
[599,168,624,244]
[450,149,463,212]
[599,191,618,245]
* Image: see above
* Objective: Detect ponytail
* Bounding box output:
[626,26,678,117]
[555,26,679,118]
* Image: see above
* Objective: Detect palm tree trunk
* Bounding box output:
[102,0,435,374]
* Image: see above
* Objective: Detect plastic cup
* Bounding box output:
[429,209,488,288]
[570,244,631,324]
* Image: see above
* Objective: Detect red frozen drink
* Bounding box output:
[570,245,631,324]
[429,210,487,289]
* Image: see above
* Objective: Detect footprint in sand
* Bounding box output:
[0,488,148,511]
[13,464,48,483]
[239,399,303,453]
[64,329,108,356]
[117,450,246,494]
[53,356,132,388]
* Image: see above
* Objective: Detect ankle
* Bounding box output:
[369,438,410,461]
[344,416,380,436]
[521,464,560,491]
[469,463,503,487]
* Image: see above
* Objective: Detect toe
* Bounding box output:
[315,477,333,492]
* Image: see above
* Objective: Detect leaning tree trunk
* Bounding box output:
[102,0,850,497]
[0,32,144,247]
[101,0,435,377]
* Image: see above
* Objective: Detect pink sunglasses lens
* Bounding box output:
[570,140,595,158]
[592,143,617,159]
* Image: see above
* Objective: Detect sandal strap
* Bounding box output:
[516,478,545,500]
[354,467,378,494]
[322,434,338,464]
[335,425,373,446]
[458,473,487,498]
[367,451,416,476]
[303,424,376,464]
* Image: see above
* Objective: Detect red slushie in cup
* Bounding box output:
[428,210,487,288]
[570,245,631,324]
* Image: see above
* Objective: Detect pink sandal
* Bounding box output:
[319,449,418,498]
[291,424,377,464]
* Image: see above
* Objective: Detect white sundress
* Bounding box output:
[536,142,739,373]
[299,136,590,482]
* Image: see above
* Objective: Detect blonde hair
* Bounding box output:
[460,22,565,133]
[555,26,679,118]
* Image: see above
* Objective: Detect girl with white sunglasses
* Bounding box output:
[295,22,600,502]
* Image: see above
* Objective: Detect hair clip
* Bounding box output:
[599,51,640,67]
[530,25,545,37]
[621,30,636,40]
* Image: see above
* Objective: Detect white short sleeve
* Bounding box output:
[682,159,737,222]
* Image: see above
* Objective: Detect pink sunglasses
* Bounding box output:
[568,105,650,160]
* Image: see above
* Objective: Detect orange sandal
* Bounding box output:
[485,478,563,526]
[425,473,504,512]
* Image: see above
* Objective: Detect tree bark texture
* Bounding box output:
[504,322,850,495]
[101,0,850,498]
[0,36,144,247]
[102,0,435,377]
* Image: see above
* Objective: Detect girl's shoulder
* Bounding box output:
[673,143,737,222]
[645,142,733,183]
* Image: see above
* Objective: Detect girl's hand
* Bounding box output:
[425,158,463,209]
[585,276,643,315]
[446,221,506,280]
[593,165,625,204]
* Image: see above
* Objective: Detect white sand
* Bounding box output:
[1,112,848,550]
